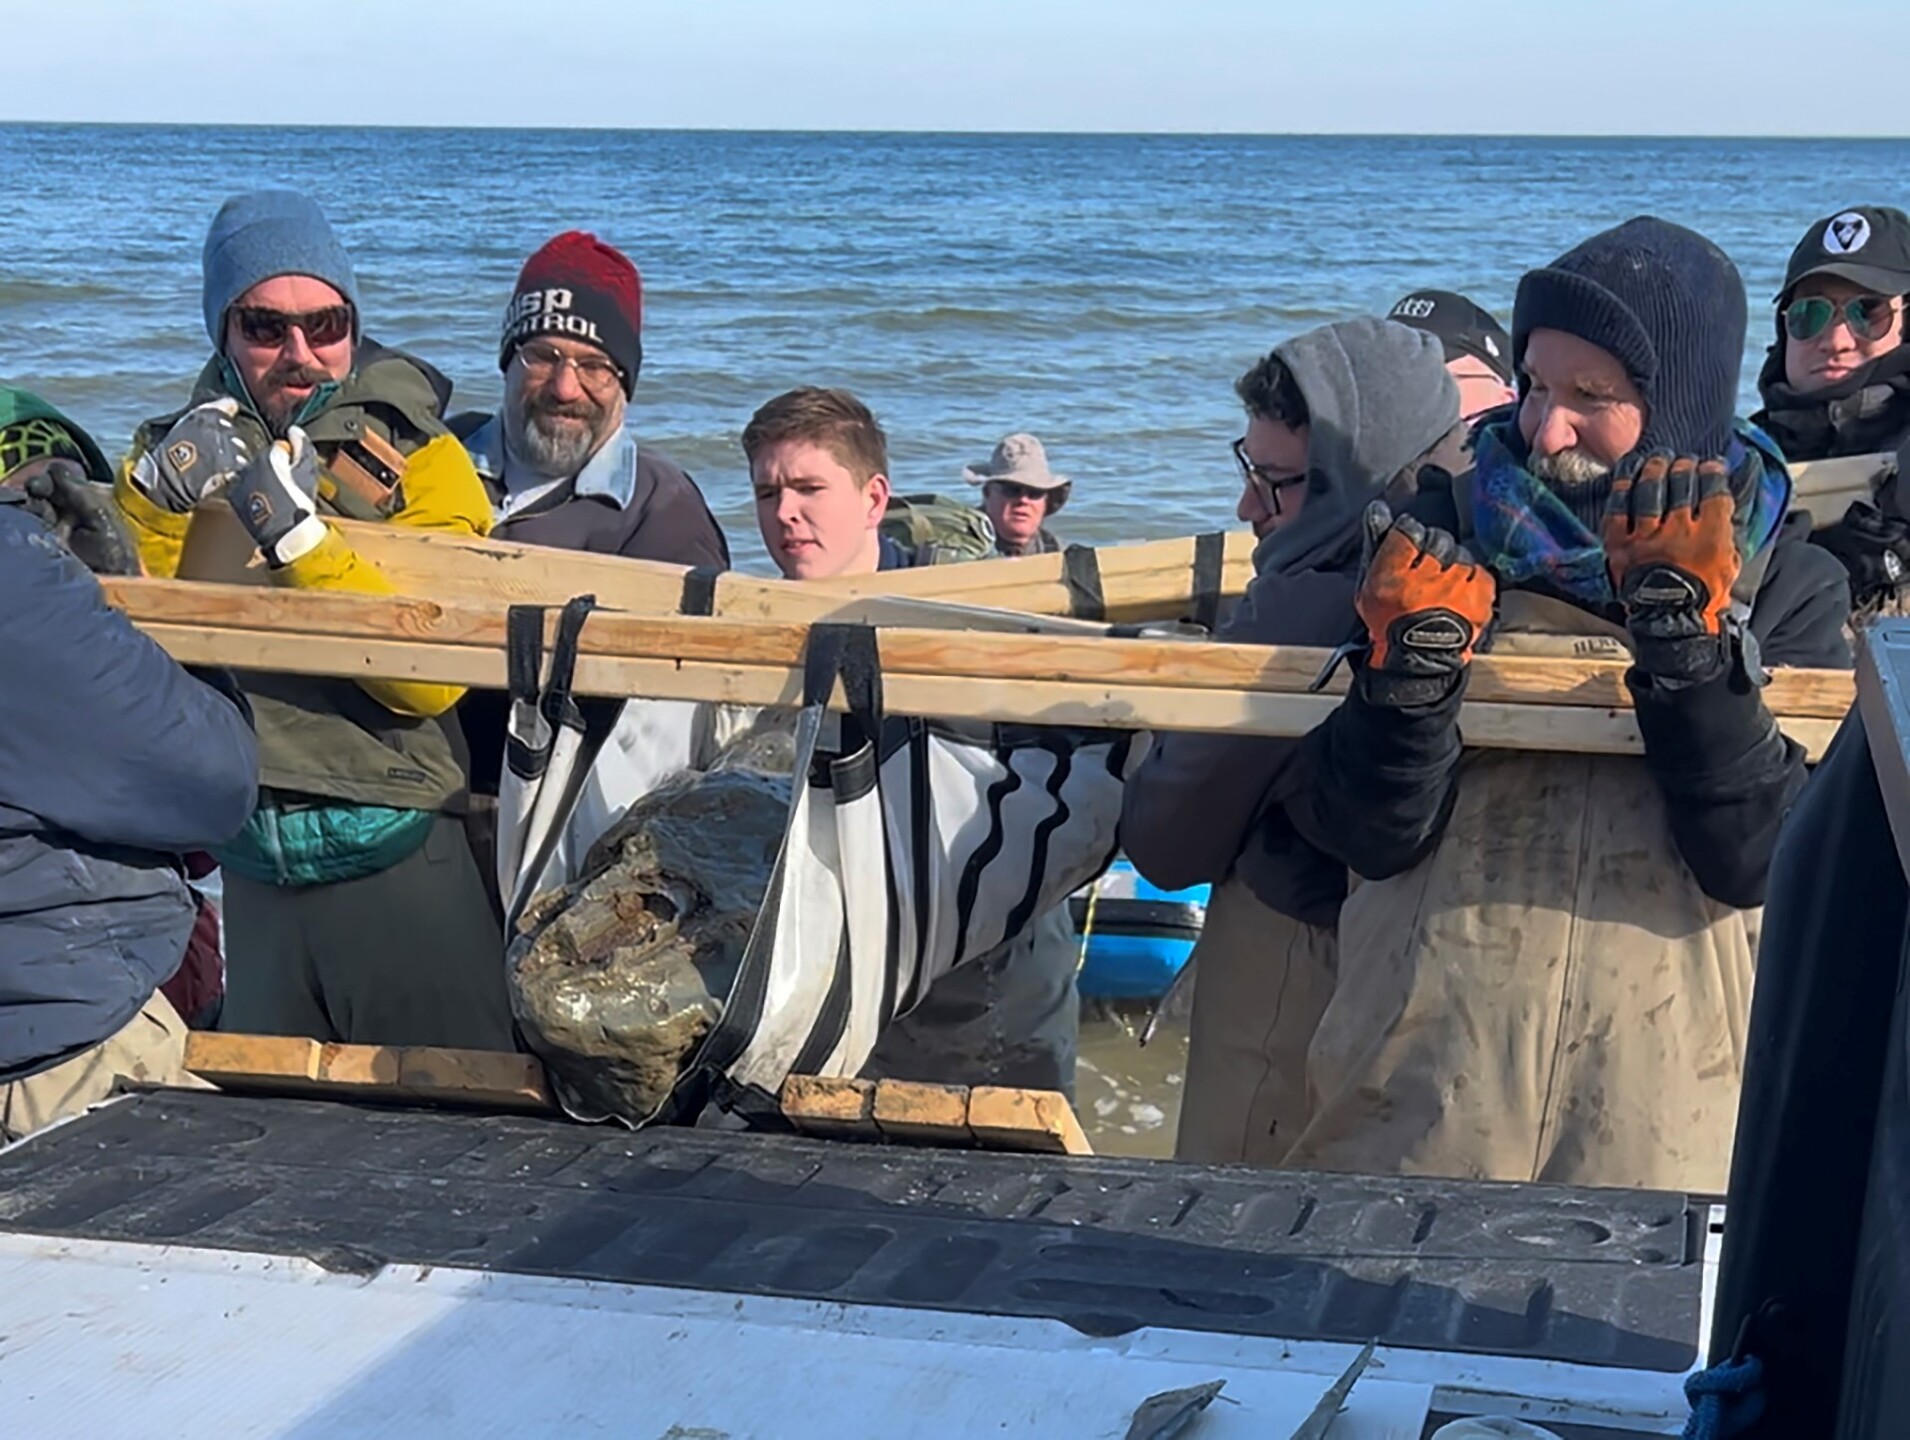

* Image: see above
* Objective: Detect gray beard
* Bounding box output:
[506,408,603,479]
[1529,448,1612,489]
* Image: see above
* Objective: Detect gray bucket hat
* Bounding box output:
[963,433,1071,508]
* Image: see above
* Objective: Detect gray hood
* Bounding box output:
[1251,316,1460,576]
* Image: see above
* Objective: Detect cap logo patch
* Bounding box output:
[1825,211,1872,256]
[1392,297,1437,319]
[1483,335,1500,357]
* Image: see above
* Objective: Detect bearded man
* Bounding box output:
[115,190,514,1051]
[1270,218,1851,1192]
[455,233,730,891]
[458,232,727,566]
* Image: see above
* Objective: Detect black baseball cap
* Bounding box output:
[1388,289,1514,383]
[1778,206,1910,301]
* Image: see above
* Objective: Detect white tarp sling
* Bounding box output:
[682,623,1138,1121]
[497,599,708,928]
[495,607,1137,1128]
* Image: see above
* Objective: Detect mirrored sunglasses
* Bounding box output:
[1784,293,1898,343]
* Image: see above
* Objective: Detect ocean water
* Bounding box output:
[4,124,1909,569]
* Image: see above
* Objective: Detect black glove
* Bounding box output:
[16,459,142,576]
[1815,500,1910,605]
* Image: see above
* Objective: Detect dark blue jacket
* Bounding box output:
[0,496,258,1081]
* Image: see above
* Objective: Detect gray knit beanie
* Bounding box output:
[201,190,361,348]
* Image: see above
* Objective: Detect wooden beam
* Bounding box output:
[176,504,1254,623]
[778,1075,877,1142]
[104,577,1859,721]
[1792,452,1889,529]
[808,530,1259,621]
[777,1075,1093,1154]
[967,1086,1094,1156]
[183,1033,556,1113]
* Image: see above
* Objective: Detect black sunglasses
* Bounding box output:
[1232,437,1309,515]
[233,304,355,349]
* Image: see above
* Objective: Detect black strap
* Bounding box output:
[1062,544,1106,622]
[506,604,544,709]
[538,594,599,736]
[803,623,885,742]
[1190,531,1225,631]
[679,567,720,617]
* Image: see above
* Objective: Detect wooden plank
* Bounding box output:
[104,586,1851,760]
[176,504,1254,623]
[103,578,1859,720]
[1792,452,1890,529]
[778,1075,877,1141]
[184,1033,555,1114]
[966,1086,1094,1156]
[117,636,1844,762]
[390,1047,554,1111]
[870,1080,975,1147]
[183,1032,323,1086]
[809,530,1260,622]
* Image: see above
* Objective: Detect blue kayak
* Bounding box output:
[1068,858,1207,1000]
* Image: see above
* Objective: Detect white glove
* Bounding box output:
[226,426,325,566]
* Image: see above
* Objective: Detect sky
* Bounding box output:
[6,0,1906,136]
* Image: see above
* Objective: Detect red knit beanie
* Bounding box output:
[500,232,642,397]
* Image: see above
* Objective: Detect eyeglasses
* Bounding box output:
[986,481,1050,504]
[1232,437,1309,515]
[515,339,625,393]
[1783,293,1899,343]
[233,304,355,349]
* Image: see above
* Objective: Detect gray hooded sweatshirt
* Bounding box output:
[1122,317,1462,924]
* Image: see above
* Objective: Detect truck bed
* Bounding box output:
[0,1089,1707,1437]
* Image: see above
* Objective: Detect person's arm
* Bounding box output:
[1272,502,1491,881]
[1276,667,1467,879]
[0,512,257,852]
[267,434,494,719]
[1608,456,1853,908]
[1122,567,1357,890]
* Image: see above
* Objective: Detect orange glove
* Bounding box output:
[1354,500,1497,679]
[1603,452,1740,681]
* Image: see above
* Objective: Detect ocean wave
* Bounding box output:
[0,278,121,307]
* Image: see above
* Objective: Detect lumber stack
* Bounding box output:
[101,577,1854,759]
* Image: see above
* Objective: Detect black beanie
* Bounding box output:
[1512,216,1747,459]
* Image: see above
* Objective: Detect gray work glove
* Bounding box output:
[130,397,255,512]
[226,428,324,566]
[17,458,143,576]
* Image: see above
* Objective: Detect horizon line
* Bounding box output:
[2,118,1905,143]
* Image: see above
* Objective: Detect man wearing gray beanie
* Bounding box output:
[1189,219,1851,1193]
[111,189,514,1054]
[1123,316,1470,1166]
